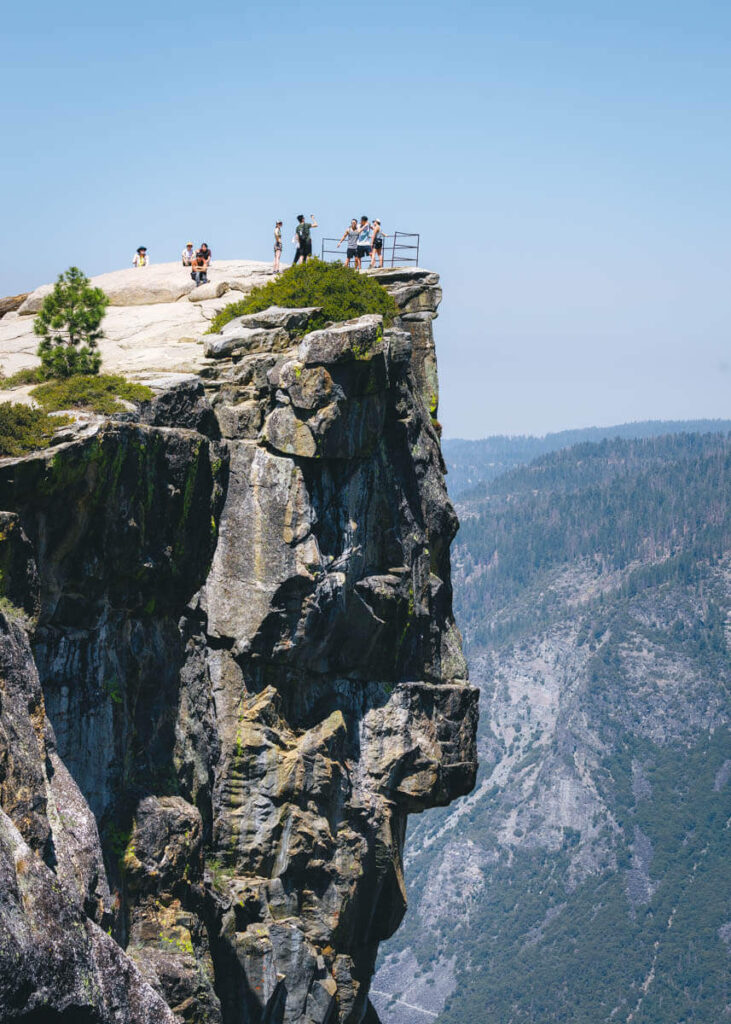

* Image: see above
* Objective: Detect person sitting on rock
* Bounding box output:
[133,246,148,267]
[181,242,196,266]
[197,243,212,268]
[191,252,208,286]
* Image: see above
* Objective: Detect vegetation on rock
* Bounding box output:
[0,402,69,456]
[34,266,109,377]
[30,374,153,414]
[0,367,44,390]
[208,259,399,334]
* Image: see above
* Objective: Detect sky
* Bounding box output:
[2,0,730,437]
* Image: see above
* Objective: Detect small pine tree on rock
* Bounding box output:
[34,267,109,378]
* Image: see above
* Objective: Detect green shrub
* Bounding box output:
[0,367,44,390]
[30,374,153,415]
[0,402,70,457]
[34,266,109,378]
[208,259,399,334]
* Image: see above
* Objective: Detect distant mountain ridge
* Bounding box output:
[443,419,731,498]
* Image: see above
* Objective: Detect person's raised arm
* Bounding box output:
[310,215,318,228]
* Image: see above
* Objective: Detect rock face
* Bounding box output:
[0,267,477,1022]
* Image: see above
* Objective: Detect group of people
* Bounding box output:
[272,215,386,271]
[132,242,212,286]
[133,216,387,281]
[273,215,318,271]
[182,242,212,285]
[336,216,386,269]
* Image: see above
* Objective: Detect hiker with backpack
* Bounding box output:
[293,214,317,265]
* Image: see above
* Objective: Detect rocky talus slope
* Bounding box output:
[0,265,478,1022]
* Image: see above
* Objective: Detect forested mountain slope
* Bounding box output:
[443,419,731,497]
[372,432,731,1024]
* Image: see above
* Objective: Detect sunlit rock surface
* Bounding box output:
[0,265,477,1022]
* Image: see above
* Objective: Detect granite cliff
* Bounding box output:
[0,263,478,1023]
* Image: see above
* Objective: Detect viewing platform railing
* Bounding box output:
[320,231,420,268]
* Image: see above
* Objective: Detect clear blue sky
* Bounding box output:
[3,1,729,436]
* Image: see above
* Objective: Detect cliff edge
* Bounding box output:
[0,265,478,1023]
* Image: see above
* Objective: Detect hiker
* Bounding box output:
[336,219,360,267]
[273,220,283,272]
[197,242,212,267]
[355,216,371,270]
[181,242,196,266]
[133,246,148,267]
[370,220,387,268]
[190,251,208,286]
[293,214,317,265]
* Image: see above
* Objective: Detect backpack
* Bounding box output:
[297,222,311,244]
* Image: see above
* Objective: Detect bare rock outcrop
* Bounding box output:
[0,267,477,1022]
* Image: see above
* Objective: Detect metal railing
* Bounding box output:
[320,230,420,268]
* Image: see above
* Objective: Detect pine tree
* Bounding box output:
[33,267,109,378]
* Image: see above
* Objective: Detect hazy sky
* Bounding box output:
[3,1,729,437]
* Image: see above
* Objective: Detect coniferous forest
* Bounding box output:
[374,428,731,1024]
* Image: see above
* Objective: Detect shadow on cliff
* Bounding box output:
[0,423,228,936]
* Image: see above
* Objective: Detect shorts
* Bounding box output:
[274,243,282,252]
[357,245,371,258]
[374,238,383,250]
[346,248,357,260]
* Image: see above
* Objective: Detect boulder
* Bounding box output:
[187,280,230,302]
[204,326,290,359]
[0,293,28,318]
[224,305,322,332]
[298,314,383,366]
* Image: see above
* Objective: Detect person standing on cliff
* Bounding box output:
[355,216,371,270]
[133,246,148,267]
[293,214,317,265]
[336,219,360,268]
[370,220,387,268]
[273,220,283,272]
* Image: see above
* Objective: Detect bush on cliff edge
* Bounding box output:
[208,259,399,334]
[30,374,153,415]
[0,403,70,457]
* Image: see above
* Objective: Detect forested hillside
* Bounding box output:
[372,431,731,1024]
[442,419,731,497]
